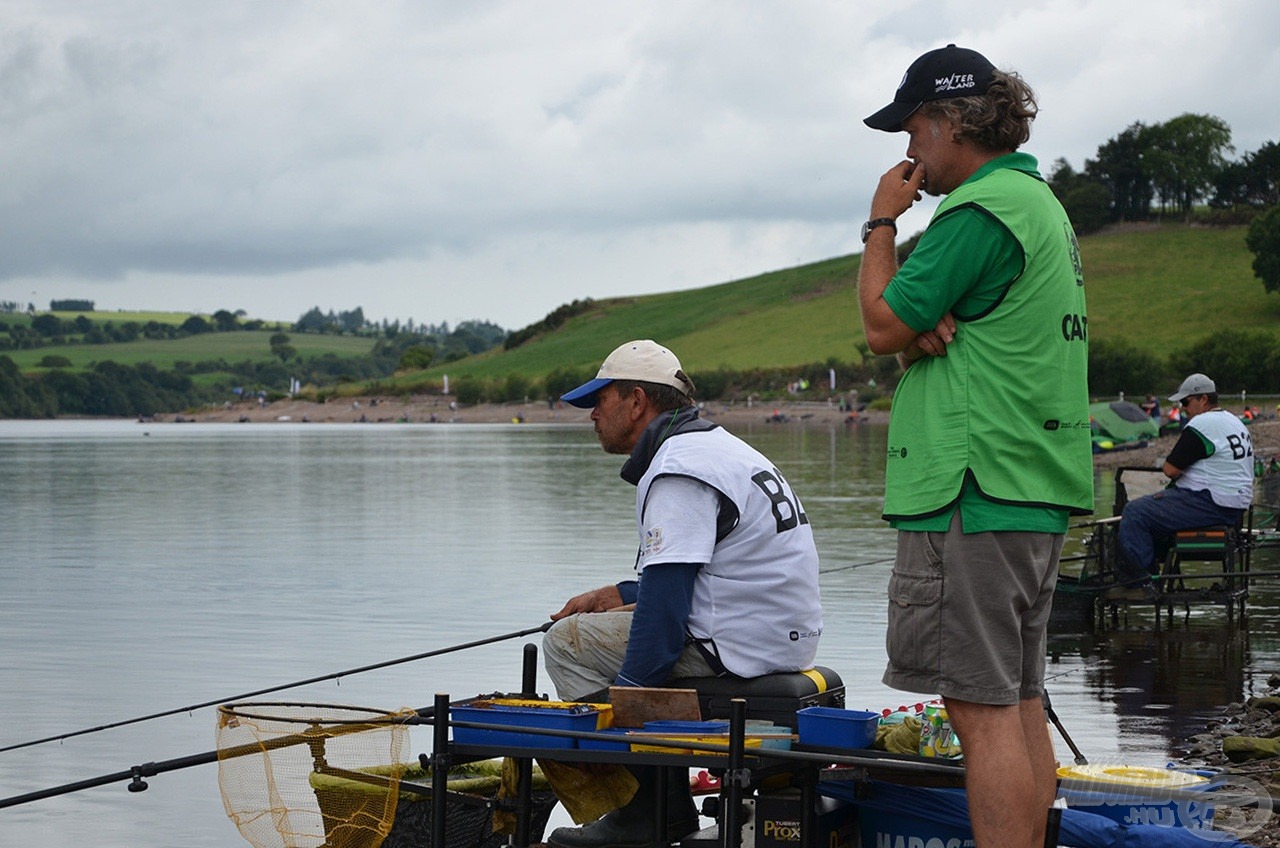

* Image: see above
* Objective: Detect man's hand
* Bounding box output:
[897,314,956,369]
[859,160,928,355]
[870,160,925,221]
[549,584,625,621]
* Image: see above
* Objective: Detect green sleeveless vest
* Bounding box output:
[883,161,1094,519]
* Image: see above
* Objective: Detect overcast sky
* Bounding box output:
[2,0,1276,331]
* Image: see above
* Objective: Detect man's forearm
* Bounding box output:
[859,231,920,355]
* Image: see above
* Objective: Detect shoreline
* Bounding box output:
[165,395,1280,468]
[166,396,890,429]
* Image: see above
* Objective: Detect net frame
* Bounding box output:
[216,701,417,848]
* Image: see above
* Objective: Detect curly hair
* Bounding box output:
[919,70,1038,152]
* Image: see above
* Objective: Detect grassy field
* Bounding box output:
[391,222,1278,385]
[5,330,375,371]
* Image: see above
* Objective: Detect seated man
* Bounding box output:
[542,339,823,848]
[1108,373,1254,601]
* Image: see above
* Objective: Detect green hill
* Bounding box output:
[6,222,1272,400]
[397,222,1276,386]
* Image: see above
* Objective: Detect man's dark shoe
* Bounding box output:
[546,765,699,848]
[1102,583,1159,603]
[546,807,698,848]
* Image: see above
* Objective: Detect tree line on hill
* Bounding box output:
[0,303,511,418]
[1045,113,1277,235]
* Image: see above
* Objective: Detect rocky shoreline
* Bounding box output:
[1169,676,1280,846]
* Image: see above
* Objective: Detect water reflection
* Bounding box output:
[0,419,1276,848]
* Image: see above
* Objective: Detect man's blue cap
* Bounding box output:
[560,340,695,408]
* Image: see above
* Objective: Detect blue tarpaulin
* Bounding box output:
[818,779,1257,848]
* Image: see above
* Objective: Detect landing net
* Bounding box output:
[216,701,416,848]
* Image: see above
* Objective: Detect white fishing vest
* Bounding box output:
[635,427,822,678]
[1175,409,1254,510]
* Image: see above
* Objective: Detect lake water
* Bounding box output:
[1,418,1277,847]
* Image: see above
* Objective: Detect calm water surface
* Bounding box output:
[1,419,1276,847]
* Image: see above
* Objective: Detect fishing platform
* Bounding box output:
[1055,465,1280,630]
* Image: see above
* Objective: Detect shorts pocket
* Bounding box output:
[885,533,944,683]
[887,533,944,608]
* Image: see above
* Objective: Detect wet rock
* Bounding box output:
[1250,696,1280,714]
[1223,735,1280,762]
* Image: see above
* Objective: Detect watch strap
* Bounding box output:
[862,217,897,243]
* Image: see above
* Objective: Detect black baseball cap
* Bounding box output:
[864,44,996,132]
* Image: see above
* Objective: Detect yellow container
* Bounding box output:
[628,734,765,755]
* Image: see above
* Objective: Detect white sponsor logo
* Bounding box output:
[934,73,977,93]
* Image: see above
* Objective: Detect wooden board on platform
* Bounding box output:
[609,686,702,727]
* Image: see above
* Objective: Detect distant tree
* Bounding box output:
[1169,329,1280,393]
[1210,159,1252,209]
[269,332,296,363]
[0,356,55,417]
[453,375,486,405]
[72,315,94,334]
[1243,141,1280,207]
[1048,158,1111,234]
[1087,339,1167,396]
[1143,114,1233,219]
[179,315,212,335]
[50,299,94,312]
[1086,123,1153,222]
[337,307,365,334]
[38,354,73,368]
[294,306,330,333]
[31,314,64,336]
[501,372,531,402]
[143,320,174,340]
[212,309,240,331]
[397,345,435,371]
[1246,204,1280,294]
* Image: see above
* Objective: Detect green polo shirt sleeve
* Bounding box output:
[882,206,1023,331]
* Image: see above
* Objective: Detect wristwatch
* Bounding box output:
[861,217,897,243]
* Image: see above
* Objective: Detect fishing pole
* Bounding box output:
[820,556,895,575]
[0,621,553,756]
[1042,691,1087,765]
[0,704,439,810]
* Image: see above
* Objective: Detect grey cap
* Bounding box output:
[1168,373,1216,402]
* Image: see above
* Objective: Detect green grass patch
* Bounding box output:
[7,331,375,371]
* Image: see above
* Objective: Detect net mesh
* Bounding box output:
[217,702,416,848]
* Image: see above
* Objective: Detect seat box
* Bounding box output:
[667,666,845,729]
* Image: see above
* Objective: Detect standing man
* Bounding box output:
[1109,373,1254,600]
[543,339,823,848]
[857,45,1093,848]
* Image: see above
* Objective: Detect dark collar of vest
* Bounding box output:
[619,406,716,485]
